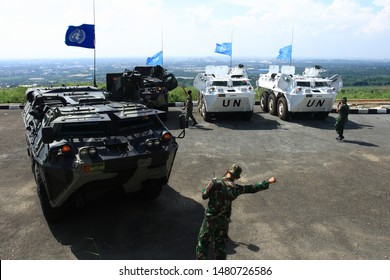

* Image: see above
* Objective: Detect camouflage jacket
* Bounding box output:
[185,94,193,111]
[338,103,349,121]
[201,176,269,219]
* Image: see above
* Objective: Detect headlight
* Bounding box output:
[154,139,161,146]
[89,147,97,157]
[79,148,89,158]
[146,140,154,148]
[79,147,98,159]
[145,138,161,149]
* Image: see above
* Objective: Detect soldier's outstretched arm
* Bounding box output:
[243,177,277,194]
[201,179,215,200]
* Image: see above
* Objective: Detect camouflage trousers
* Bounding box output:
[196,215,229,260]
[335,118,347,136]
[186,109,197,124]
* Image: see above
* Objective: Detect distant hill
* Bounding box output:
[1,58,390,88]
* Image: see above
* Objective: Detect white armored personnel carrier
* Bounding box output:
[256,65,343,120]
[193,64,256,121]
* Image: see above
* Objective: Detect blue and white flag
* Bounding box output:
[277,45,292,60]
[146,51,163,66]
[65,24,95,49]
[215,42,232,56]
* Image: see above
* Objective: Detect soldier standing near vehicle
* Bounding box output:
[335,97,349,140]
[196,164,277,260]
[182,87,198,126]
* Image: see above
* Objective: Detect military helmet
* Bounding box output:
[227,164,242,179]
[342,96,347,103]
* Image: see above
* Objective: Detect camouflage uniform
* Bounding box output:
[184,91,198,126]
[196,164,270,260]
[335,97,349,140]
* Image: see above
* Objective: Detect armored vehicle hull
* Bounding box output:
[257,65,343,120]
[22,86,183,222]
[193,64,256,121]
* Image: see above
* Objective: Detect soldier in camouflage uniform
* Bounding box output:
[182,87,198,126]
[335,97,350,141]
[196,164,277,260]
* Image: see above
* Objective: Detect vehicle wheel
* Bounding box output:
[31,158,36,174]
[260,92,269,112]
[35,164,64,222]
[314,112,329,120]
[268,94,277,115]
[198,98,202,113]
[201,101,211,122]
[139,181,163,201]
[242,111,253,121]
[277,97,290,120]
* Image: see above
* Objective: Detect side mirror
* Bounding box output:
[42,127,55,144]
[176,114,187,139]
[179,114,188,129]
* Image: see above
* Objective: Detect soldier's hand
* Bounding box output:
[268,177,277,184]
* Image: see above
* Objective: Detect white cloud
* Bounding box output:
[363,0,390,33]
[0,0,389,59]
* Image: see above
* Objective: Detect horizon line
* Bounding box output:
[1,56,390,62]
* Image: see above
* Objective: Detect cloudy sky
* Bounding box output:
[1,0,389,60]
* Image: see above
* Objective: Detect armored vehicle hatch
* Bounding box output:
[106,65,178,120]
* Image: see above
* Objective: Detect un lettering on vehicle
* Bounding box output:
[222,99,241,107]
[306,99,326,108]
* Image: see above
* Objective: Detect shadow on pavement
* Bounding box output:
[206,112,280,131]
[291,115,376,131]
[48,185,204,260]
[338,139,379,147]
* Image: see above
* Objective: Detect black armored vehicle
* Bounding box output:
[22,86,186,222]
[106,65,178,120]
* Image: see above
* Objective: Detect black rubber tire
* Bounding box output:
[201,101,211,122]
[35,164,64,222]
[260,92,269,112]
[268,94,277,115]
[277,97,290,120]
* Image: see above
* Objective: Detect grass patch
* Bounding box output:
[0,87,26,103]
[168,86,199,102]
[337,86,390,99]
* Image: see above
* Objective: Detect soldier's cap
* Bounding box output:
[342,97,347,103]
[227,164,242,179]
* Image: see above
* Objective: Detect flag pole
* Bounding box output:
[290,25,294,66]
[93,0,97,87]
[230,27,233,67]
[161,25,164,67]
